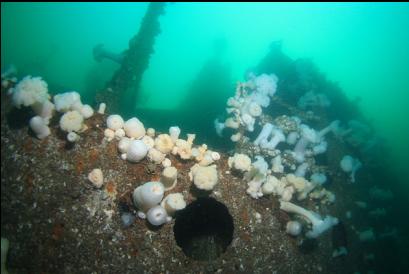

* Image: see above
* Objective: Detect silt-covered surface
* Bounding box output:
[1,91,369,274]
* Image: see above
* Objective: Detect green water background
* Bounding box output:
[1,2,409,188]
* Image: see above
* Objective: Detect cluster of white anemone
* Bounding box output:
[10,76,99,142]
[219,73,339,202]
[8,74,353,239]
[218,73,345,239]
[215,73,346,187]
[9,76,223,227]
[102,115,223,224]
[214,73,278,139]
[227,151,338,238]
[104,115,221,173]
[132,181,187,226]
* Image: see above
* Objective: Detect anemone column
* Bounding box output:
[98,2,167,114]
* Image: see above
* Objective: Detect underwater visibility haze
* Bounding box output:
[1,2,409,273]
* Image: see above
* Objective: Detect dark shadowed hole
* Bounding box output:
[173,197,234,261]
[6,106,33,129]
[298,238,318,254]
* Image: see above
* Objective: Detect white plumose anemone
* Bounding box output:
[59,110,84,132]
[154,134,174,154]
[126,140,148,162]
[124,117,145,139]
[12,76,49,108]
[161,193,186,216]
[280,201,338,238]
[340,155,362,183]
[88,168,104,188]
[286,220,302,236]
[147,205,169,226]
[133,182,165,213]
[107,114,124,131]
[228,153,252,172]
[161,166,178,190]
[29,116,51,139]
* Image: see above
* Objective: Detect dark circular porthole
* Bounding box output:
[173,197,234,261]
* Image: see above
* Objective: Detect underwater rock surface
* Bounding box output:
[0,89,399,273]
